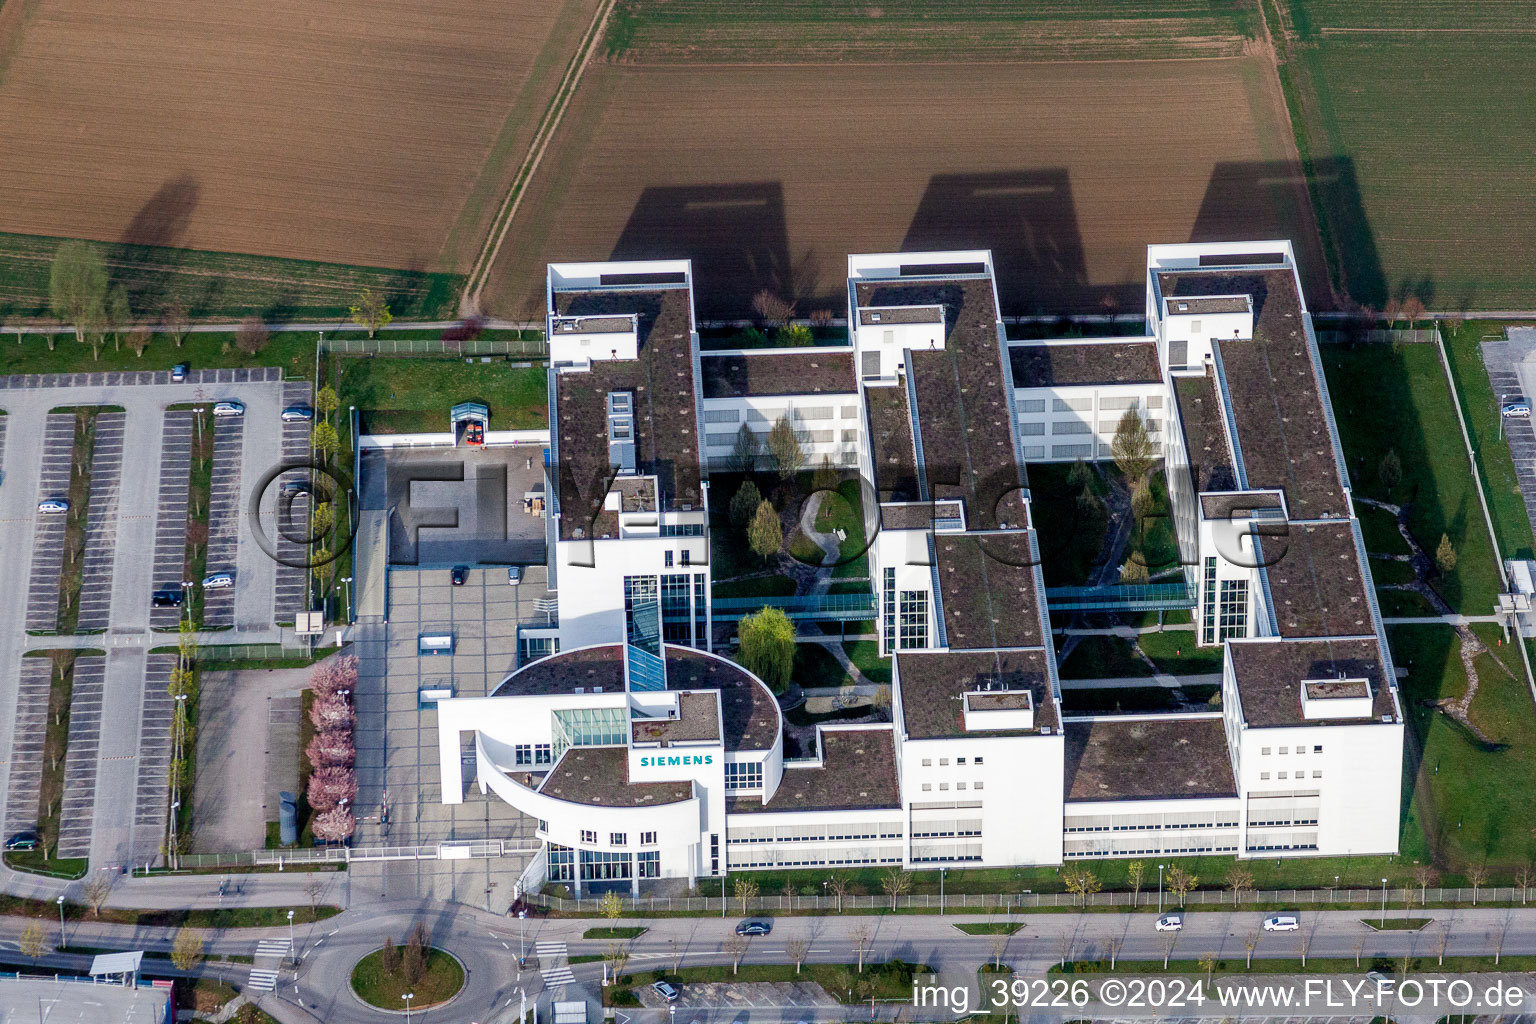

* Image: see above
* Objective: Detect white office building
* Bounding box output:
[434,242,1404,894]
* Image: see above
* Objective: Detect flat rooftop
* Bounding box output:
[540,746,693,807]
[491,645,778,750]
[1200,489,1283,520]
[1227,637,1395,728]
[700,350,855,399]
[1258,521,1372,638]
[1172,371,1237,493]
[632,690,720,744]
[858,276,1026,530]
[897,649,1057,740]
[1009,341,1162,388]
[1159,268,1348,519]
[863,383,920,502]
[730,728,900,813]
[880,500,963,532]
[934,532,1044,650]
[553,286,702,541]
[1064,716,1237,802]
[860,305,943,325]
[1165,295,1250,316]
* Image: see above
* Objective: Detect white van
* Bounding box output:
[1262,914,1300,932]
[1501,401,1530,419]
[1155,912,1183,932]
[212,400,245,418]
[202,572,234,589]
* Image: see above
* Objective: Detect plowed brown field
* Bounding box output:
[484,57,1326,319]
[0,0,598,272]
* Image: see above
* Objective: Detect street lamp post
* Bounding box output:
[402,992,415,1023]
[518,909,527,966]
[1380,877,1389,927]
[55,896,65,943]
[1157,864,1165,915]
[287,910,296,967]
[940,867,946,915]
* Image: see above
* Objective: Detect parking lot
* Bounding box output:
[0,367,308,870]
[1481,329,1536,546]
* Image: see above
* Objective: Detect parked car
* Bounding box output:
[465,421,485,446]
[508,566,523,586]
[151,588,184,608]
[212,400,245,417]
[171,363,188,382]
[450,566,468,586]
[5,831,38,851]
[734,918,772,936]
[202,572,234,589]
[37,499,69,514]
[281,479,312,497]
[1501,401,1530,418]
[1154,912,1183,932]
[1262,914,1300,932]
[281,405,314,422]
[651,981,679,1003]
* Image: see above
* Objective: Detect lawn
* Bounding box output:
[793,643,851,690]
[843,639,890,685]
[583,926,647,939]
[615,960,928,1005]
[1027,462,1109,587]
[350,946,465,1010]
[1137,629,1222,676]
[0,330,318,379]
[1321,342,1500,614]
[1056,630,1217,682]
[1389,623,1536,871]
[339,356,548,434]
[1061,685,1219,716]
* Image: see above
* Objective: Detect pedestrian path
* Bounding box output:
[537,940,573,986]
[248,937,290,992]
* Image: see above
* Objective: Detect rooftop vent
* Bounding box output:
[870,312,882,323]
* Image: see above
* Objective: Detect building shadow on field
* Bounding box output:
[110,173,201,320]
[610,182,808,320]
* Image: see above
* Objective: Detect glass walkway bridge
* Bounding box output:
[711,580,1194,622]
[712,592,876,622]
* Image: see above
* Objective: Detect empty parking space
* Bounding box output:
[56,656,106,858]
[202,418,245,629]
[74,412,125,632]
[1481,335,1536,544]
[2,658,53,835]
[23,414,77,631]
[148,411,194,630]
[272,381,316,625]
[131,653,177,858]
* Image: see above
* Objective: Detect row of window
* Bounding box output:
[1249,816,1320,827]
[919,756,984,767]
[1263,745,1325,755]
[918,781,984,793]
[729,850,903,869]
[910,827,982,838]
[1065,842,1240,858]
[1258,770,1324,781]
[574,830,660,847]
[513,744,553,767]
[728,827,904,844]
[1064,820,1239,834]
[704,429,857,448]
[724,762,764,791]
[1015,395,1165,415]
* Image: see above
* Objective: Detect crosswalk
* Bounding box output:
[537,941,574,986]
[248,939,291,992]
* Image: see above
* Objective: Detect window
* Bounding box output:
[1313,745,1323,753]
[710,834,719,875]
[922,783,932,792]
[842,428,859,442]
[1279,747,1288,755]
[641,832,657,845]
[1262,747,1272,756]
[1023,445,1045,459]
[704,408,739,423]
[898,590,929,649]
[939,783,949,791]
[549,843,574,882]
[1278,771,1288,780]
[882,568,897,655]
[1259,772,1270,781]
[939,758,949,766]
[660,522,705,537]
[581,830,597,844]
[1148,395,1163,409]
[1312,770,1323,779]
[680,550,691,567]
[638,850,660,877]
[724,762,764,791]
[1218,577,1249,640]
[957,757,966,765]
[515,743,532,765]
[1051,444,1091,458]
[535,744,552,765]
[1017,398,1046,413]
[921,759,932,767]
[519,636,560,665]
[1052,420,1092,434]
[538,819,549,833]
[611,832,627,846]
[974,757,984,765]
[661,573,692,645]
[957,782,966,791]
[1202,557,1218,644]
[842,405,859,419]
[1053,397,1093,412]
[1295,748,1303,756]
[974,781,984,790]
[1018,421,1045,436]
[664,550,674,567]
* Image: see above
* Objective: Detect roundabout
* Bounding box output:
[349,943,466,1013]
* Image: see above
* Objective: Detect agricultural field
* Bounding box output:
[603,0,1258,63]
[1270,0,1536,308]
[0,0,600,315]
[484,56,1321,320]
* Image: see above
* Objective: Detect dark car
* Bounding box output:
[450,566,468,586]
[734,918,772,936]
[281,479,312,497]
[5,831,39,851]
[171,363,188,382]
[151,588,184,608]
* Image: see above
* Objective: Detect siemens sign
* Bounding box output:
[638,755,714,767]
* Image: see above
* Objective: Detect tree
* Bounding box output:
[881,867,912,910]
[306,876,326,913]
[49,241,108,347]
[729,480,762,529]
[1401,294,1426,329]
[307,766,357,811]
[1414,864,1433,905]
[729,423,761,475]
[1226,866,1254,905]
[990,932,1010,969]
[1120,558,1150,585]
[171,927,205,971]
[315,385,340,422]
[733,875,759,915]
[1127,860,1146,907]
[1378,449,1402,493]
[1067,458,1092,493]
[82,872,113,917]
[381,935,399,975]
[828,874,850,912]
[602,941,631,983]
[600,890,624,927]
[162,295,190,348]
[786,937,810,973]
[737,607,795,693]
[751,289,794,326]
[1198,955,1216,982]
[306,730,355,769]
[349,288,393,337]
[812,454,838,494]
[311,501,335,539]
[1111,408,1155,484]
[235,316,269,355]
[402,929,426,985]
[311,420,340,459]
[1516,864,1532,904]
[778,324,815,347]
[106,285,130,351]
[1436,533,1457,575]
[1384,296,1402,325]
[747,501,782,563]
[1063,869,1100,907]
[18,921,48,960]
[309,693,355,730]
[1245,933,1259,968]
[767,415,804,481]
[1469,864,1486,905]
[724,934,749,974]
[850,922,872,972]
[1130,476,1154,521]
[312,807,356,843]
[808,308,834,327]
[1166,865,1196,907]
[128,326,152,358]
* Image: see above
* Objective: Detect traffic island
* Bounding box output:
[350,944,466,1011]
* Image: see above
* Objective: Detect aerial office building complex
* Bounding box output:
[435,241,1404,895]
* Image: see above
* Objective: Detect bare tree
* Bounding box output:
[1436,926,1449,966]
[1414,864,1433,905]
[1244,933,1259,969]
[128,326,152,358]
[1355,932,1366,968]
[82,872,113,918]
[1384,296,1402,326]
[1298,932,1309,968]
[1166,865,1196,907]
[306,876,326,913]
[235,316,269,355]
[851,922,872,973]
[1469,865,1487,906]
[105,284,130,351]
[602,941,630,984]
[1055,932,1073,970]
[881,867,912,910]
[162,295,190,348]
[751,289,795,327]
[829,875,850,912]
[1127,860,1145,908]
[1226,866,1254,906]
[1401,295,1426,330]
[1162,934,1176,970]
[669,937,683,973]
[725,934,750,975]
[733,875,759,915]
[1516,863,1533,904]
[990,932,1010,969]
[785,937,810,974]
[1105,936,1122,970]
